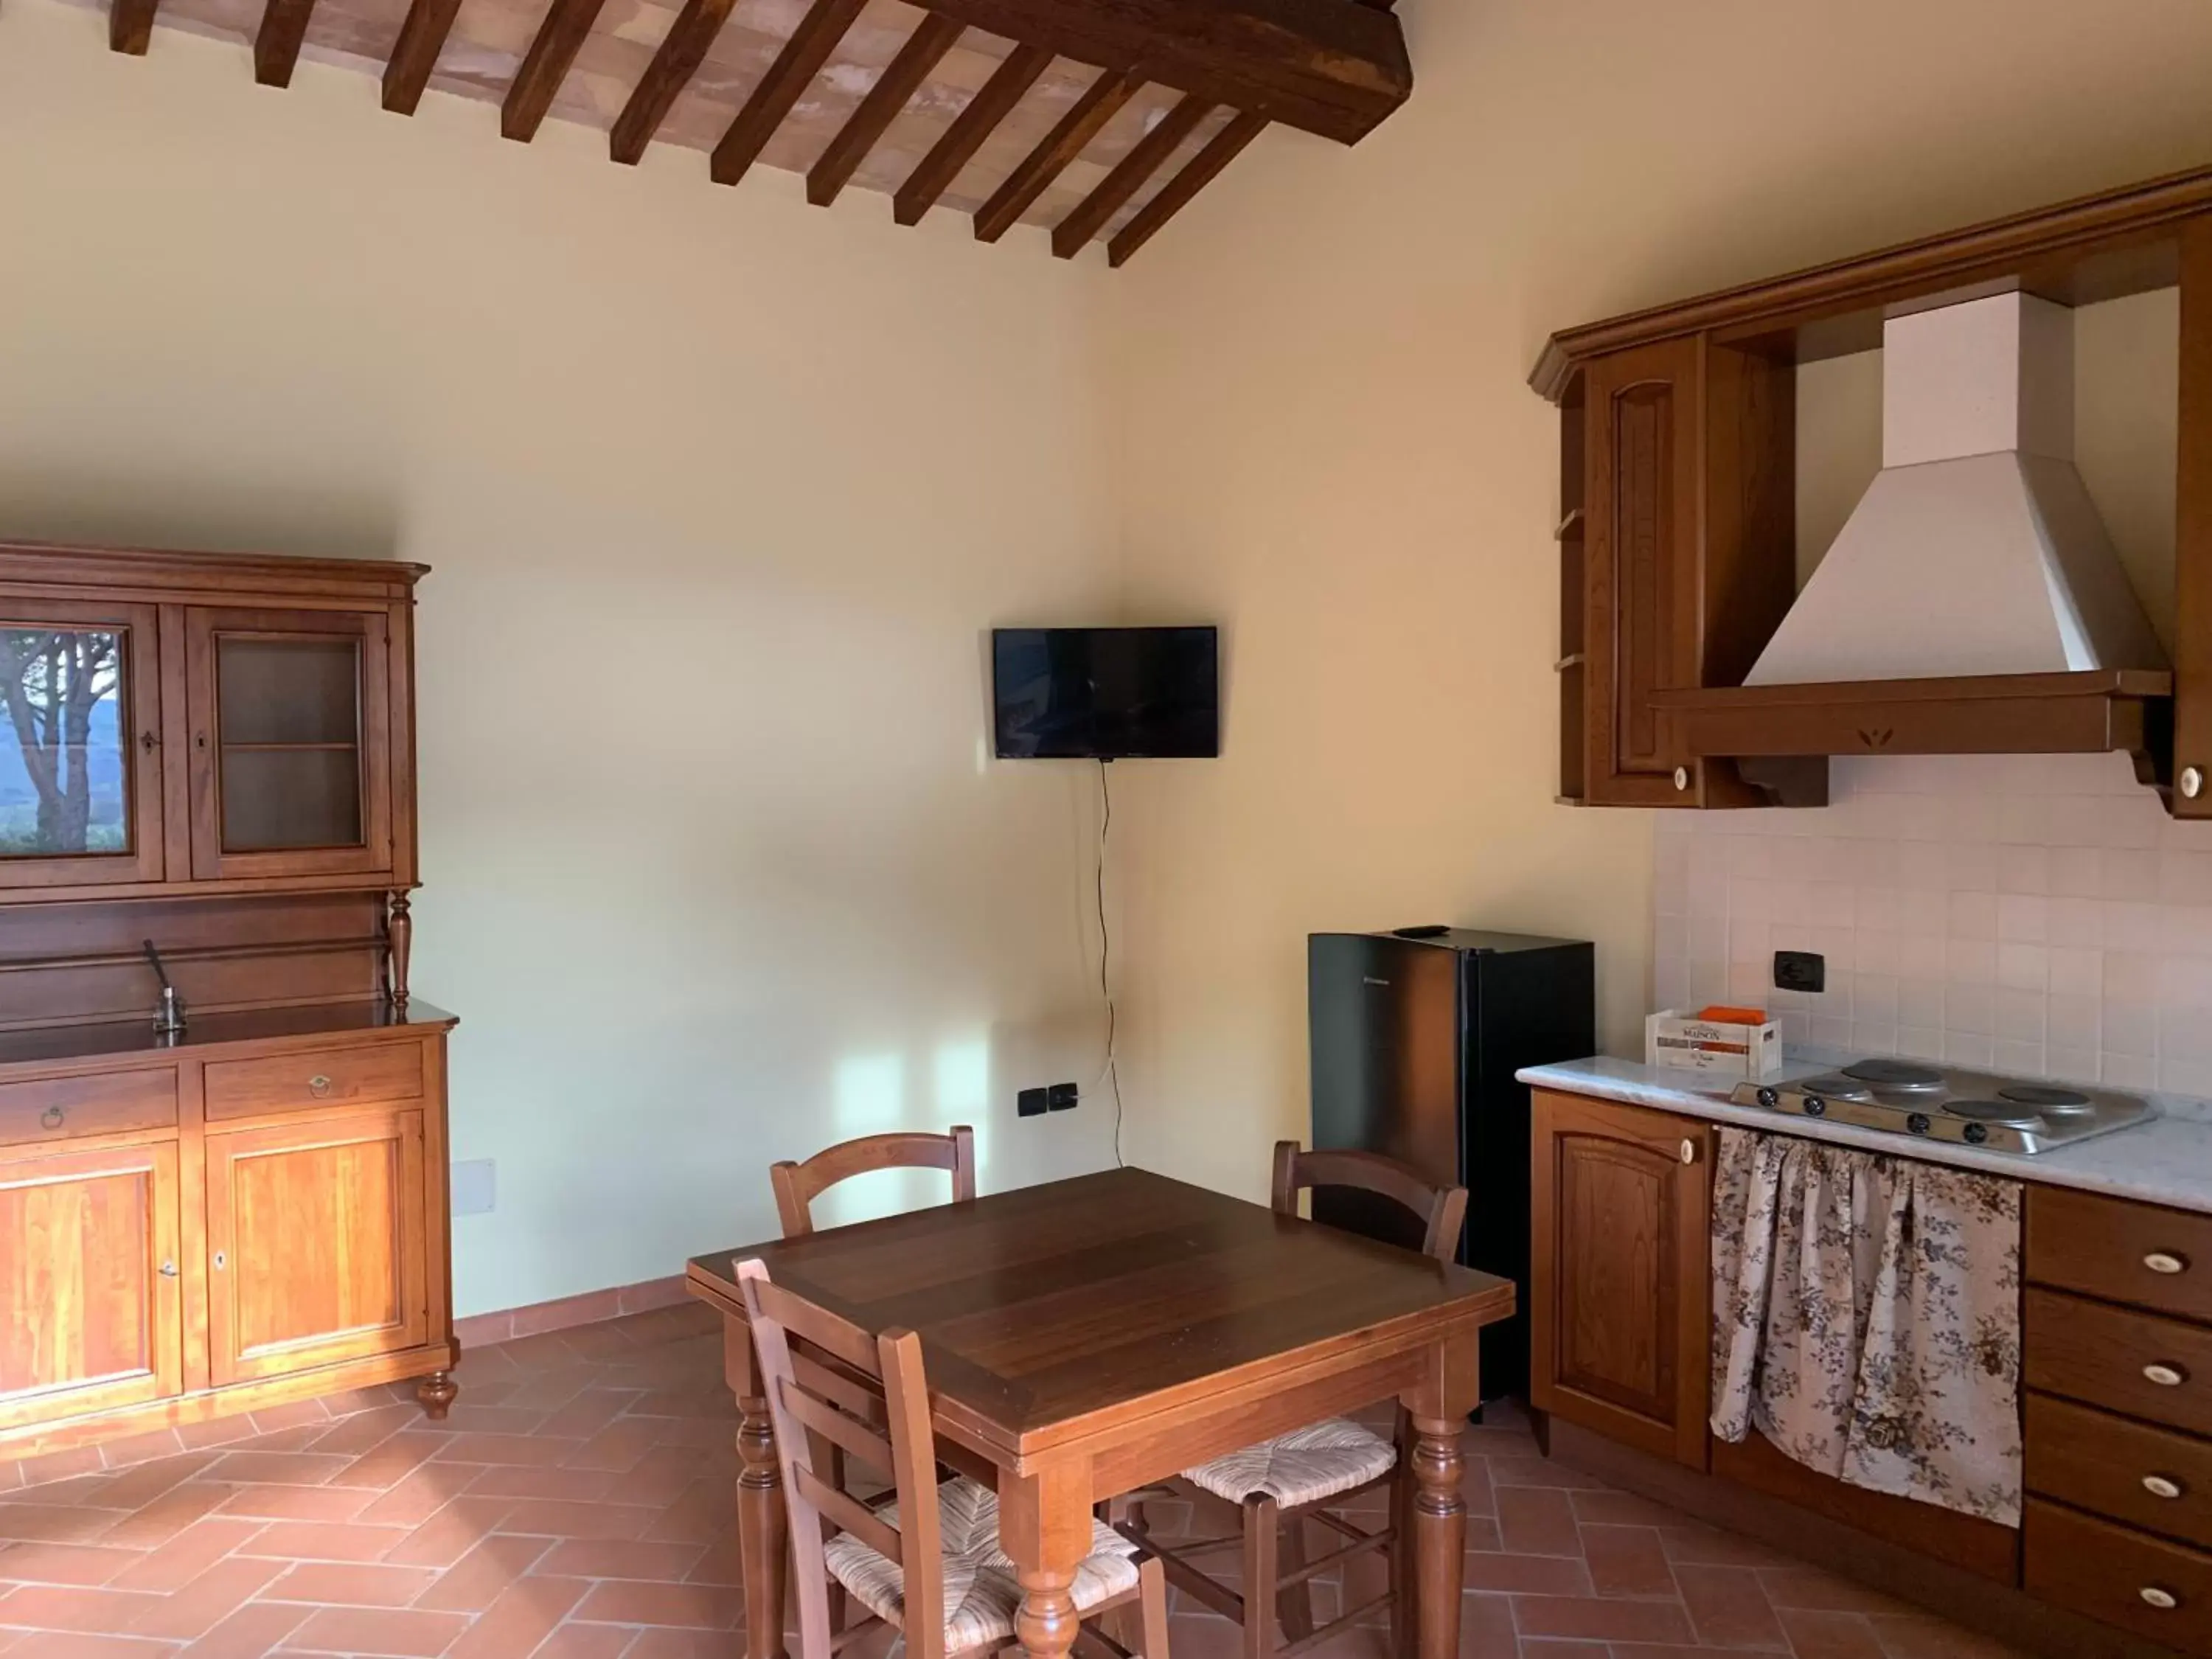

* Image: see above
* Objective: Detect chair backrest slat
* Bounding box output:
[779,1374,896,1474]
[773,1127,977,1239]
[1271,1141,1469,1265]
[737,1257,952,1659]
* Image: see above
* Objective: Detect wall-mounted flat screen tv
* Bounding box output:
[992,627,1220,759]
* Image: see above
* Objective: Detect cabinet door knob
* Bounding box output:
[2145,1363,2188,1388]
[307,1075,332,1098]
[1679,1138,1698,1165]
[159,1260,178,1279]
[2146,1252,2189,1276]
[139,730,159,752]
[2141,1587,2180,1611]
[2144,1474,2185,1500]
[213,1251,227,1271]
[1672,766,1691,792]
[40,1105,65,1130]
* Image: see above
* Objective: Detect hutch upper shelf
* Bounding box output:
[1531,163,2212,814]
[0,543,422,899]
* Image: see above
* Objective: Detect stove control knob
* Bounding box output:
[1964,1123,1989,1145]
[1907,1113,1932,1135]
[1802,1096,1826,1117]
[1756,1087,1778,1108]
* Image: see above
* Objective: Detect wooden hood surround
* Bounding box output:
[85,0,1410,267]
[1531,163,2212,814]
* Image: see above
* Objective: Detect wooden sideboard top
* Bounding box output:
[0,999,456,1076]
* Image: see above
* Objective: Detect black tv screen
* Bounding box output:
[992,627,1220,759]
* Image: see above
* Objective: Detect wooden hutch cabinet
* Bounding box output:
[0,542,456,1461]
[1537,164,2212,813]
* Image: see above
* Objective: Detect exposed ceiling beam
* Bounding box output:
[894,0,1404,145]
[503,0,608,142]
[892,43,1051,227]
[1107,108,1267,267]
[809,14,965,208]
[109,0,158,55]
[254,0,316,85]
[611,0,740,165]
[1051,92,1214,259]
[973,69,1136,245]
[710,0,871,187]
[381,0,462,114]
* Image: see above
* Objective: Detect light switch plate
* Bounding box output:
[451,1159,496,1217]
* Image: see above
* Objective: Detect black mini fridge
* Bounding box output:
[1308,928,1596,1402]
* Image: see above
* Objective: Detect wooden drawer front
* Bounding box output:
[2026,1498,2212,1654]
[2027,1287,2212,1438]
[0,1070,177,1148]
[2028,1391,2212,1551]
[2030,1184,2212,1325]
[204,1043,422,1123]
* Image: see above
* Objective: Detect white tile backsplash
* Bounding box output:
[1652,752,2212,1091]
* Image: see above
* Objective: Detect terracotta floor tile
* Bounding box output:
[533,1624,641,1659]
[537,1391,644,1441]
[503,1499,663,1542]
[1579,1523,1676,1598]
[94,1487,234,1550]
[1778,1606,1891,1659]
[1495,1486,1583,1557]
[382,1498,521,1569]
[174,1601,312,1658]
[538,1540,708,1582]
[1457,1589,1516,1657]
[108,1520,268,1594]
[574,1579,744,1628]
[0,1582,169,1632]
[260,1562,442,1606]
[94,1458,220,1514]
[0,1505,128,1544]
[234,1520,415,1562]
[124,1557,289,1641]
[304,1405,421,1458]
[0,1634,184,1657]
[1657,1523,1795,1570]
[276,1604,470,1655]
[413,1534,556,1613]
[212,1484,375,1523]
[1458,1551,1593,1596]
[352,1470,482,1528]
[1672,1562,1788,1649]
[1510,1592,1698,1643]
[195,1453,349,1489]
[465,1464,626,1503]
[1864,1614,2031,1658]
[1515,1642,1610,1659]
[627,1630,745,1659]
[1757,1565,1913,1617]
[431,1432,589,1468]
[0,1541,147,1586]
[445,1576,591,1659]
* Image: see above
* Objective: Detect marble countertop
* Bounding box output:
[1519,1055,2212,1216]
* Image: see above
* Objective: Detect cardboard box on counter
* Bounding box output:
[1645,1009,1784,1082]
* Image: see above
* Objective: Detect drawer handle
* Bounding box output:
[2144,1475,2186,1500]
[2141,1587,2181,1611]
[40,1105,65,1130]
[307,1075,333,1099]
[2145,1363,2188,1388]
[2146,1252,2190,1276]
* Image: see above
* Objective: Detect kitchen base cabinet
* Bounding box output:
[0,1139,184,1434]
[1530,1089,1713,1467]
[2028,1499,2212,1654]
[0,1018,456,1465]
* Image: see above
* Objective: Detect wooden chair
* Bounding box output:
[1113,1144,1468,1659]
[736,1258,1170,1659]
[772,1126,977,1238]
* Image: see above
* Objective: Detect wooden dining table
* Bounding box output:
[685,1166,1516,1659]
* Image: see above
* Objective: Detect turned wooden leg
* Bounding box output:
[728,1316,789,1659]
[386,891,413,1012]
[416,1370,457,1419]
[1001,1461,1091,1659]
[1408,1416,1467,1659]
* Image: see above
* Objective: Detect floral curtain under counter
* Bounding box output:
[1710,1127,2023,1526]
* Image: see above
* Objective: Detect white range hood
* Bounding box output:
[1745,291,2166,685]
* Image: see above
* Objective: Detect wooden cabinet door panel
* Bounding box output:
[1531,1090,1711,1466]
[0,1140,182,1430]
[184,607,394,882]
[206,1107,427,1385]
[1583,340,1703,807]
[0,599,169,890]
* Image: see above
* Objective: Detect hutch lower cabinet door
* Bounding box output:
[0,1139,184,1433]
[204,1107,428,1387]
[1530,1089,1713,1467]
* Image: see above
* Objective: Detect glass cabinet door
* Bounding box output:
[0,602,167,888]
[187,608,392,880]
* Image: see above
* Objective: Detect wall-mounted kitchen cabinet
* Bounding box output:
[1534,165,2212,815]
[0,547,418,898]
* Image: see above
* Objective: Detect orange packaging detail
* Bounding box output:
[1696,1004,1769,1025]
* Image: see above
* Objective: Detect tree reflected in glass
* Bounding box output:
[0,629,127,856]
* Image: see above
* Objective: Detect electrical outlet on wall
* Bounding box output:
[1017,1087,1049,1119]
[451,1159,496,1216]
[1046,1082,1079,1111]
[1773,950,1826,994]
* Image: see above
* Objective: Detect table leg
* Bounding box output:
[726,1313,789,1659]
[998,1461,1093,1659]
[1408,1414,1467,1659]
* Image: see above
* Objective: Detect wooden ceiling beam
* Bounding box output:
[1107,108,1267,267]
[611,0,739,165]
[893,43,1051,227]
[974,69,1137,245]
[381,0,462,114]
[1051,92,1214,259]
[894,0,1404,145]
[109,0,158,54]
[503,0,608,142]
[809,14,964,208]
[711,0,871,187]
[254,0,316,85]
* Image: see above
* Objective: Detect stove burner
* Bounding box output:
[1998,1084,2094,1115]
[1943,1098,2045,1127]
[1795,1074,1875,1100]
[1843,1059,1946,1092]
